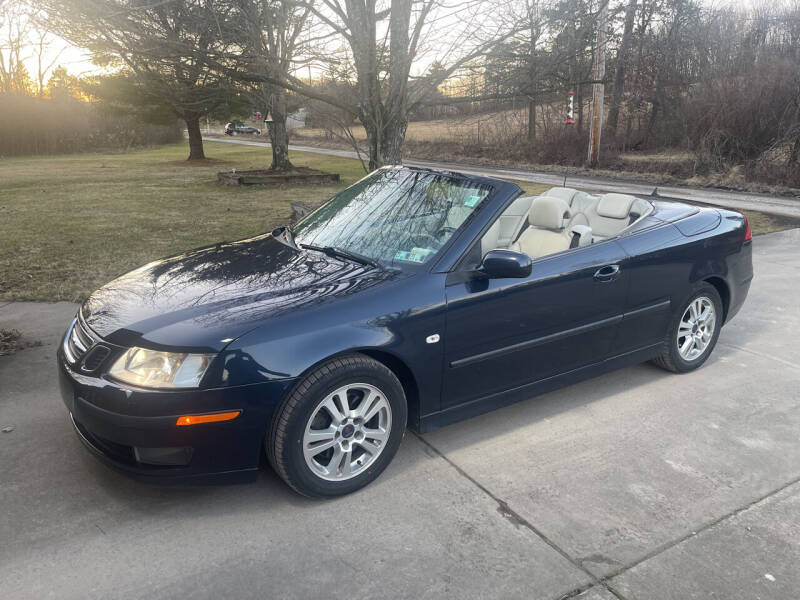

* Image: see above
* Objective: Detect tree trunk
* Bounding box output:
[790,135,800,167]
[646,0,685,146]
[607,0,637,137]
[361,112,408,170]
[527,98,536,142]
[268,91,293,170]
[361,115,380,171]
[527,10,540,143]
[186,117,205,160]
[380,117,408,166]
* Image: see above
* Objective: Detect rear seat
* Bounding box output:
[485,188,653,259]
[581,193,651,240]
[540,188,653,242]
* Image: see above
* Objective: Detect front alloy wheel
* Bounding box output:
[267,354,407,498]
[302,383,391,481]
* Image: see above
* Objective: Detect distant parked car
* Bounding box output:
[225,122,260,136]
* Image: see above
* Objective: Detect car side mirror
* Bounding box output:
[479,249,532,279]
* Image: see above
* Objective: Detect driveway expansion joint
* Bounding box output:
[599,472,800,584]
[413,431,627,600]
[413,440,800,598]
[718,341,800,371]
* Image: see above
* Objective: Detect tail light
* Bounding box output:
[743,216,752,242]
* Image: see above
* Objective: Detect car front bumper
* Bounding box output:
[58,346,296,484]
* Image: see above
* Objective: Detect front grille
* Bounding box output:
[82,345,111,372]
[63,316,109,372]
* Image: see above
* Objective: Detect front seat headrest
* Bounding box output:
[597,193,636,219]
[529,196,571,230]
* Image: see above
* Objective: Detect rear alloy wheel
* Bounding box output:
[267,354,406,498]
[676,297,716,361]
[653,283,723,373]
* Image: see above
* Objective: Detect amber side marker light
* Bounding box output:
[176,411,241,426]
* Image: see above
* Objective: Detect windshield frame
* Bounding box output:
[291,166,502,273]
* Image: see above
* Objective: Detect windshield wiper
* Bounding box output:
[300,243,380,268]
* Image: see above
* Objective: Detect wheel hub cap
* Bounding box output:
[302,383,392,482]
[677,296,716,362]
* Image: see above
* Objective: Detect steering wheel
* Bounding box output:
[409,232,440,248]
[409,227,457,249]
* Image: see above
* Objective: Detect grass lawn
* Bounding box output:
[0,142,370,302]
[0,140,787,302]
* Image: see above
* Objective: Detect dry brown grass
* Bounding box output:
[0,142,367,301]
[295,108,800,197]
[297,108,530,144]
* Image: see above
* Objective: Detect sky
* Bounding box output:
[18,0,769,86]
[35,43,101,78]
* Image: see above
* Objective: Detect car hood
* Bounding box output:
[81,234,400,351]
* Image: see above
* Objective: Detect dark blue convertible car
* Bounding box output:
[58,166,753,497]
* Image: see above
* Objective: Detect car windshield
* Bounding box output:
[293,168,493,268]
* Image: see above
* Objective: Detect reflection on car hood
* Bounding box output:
[81,234,399,351]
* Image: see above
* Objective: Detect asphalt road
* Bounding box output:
[208,136,800,219]
[2,229,799,600]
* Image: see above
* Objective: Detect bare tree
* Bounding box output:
[31,20,67,96]
[0,0,32,94]
[228,0,312,170]
[243,0,519,169]
[46,0,239,160]
[525,0,544,142]
[606,0,636,136]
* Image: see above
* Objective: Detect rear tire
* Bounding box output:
[267,354,407,498]
[652,283,723,373]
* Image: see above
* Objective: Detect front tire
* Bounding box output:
[653,283,723,373]
[267,354,407,498]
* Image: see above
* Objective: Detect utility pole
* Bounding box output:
[587,0,608,167]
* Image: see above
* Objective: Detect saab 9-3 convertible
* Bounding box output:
[59,166,753,497]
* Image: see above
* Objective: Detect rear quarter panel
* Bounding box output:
[616,206,750,353]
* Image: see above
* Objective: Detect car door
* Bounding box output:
[614,224,698,354]
[441,240,630,410]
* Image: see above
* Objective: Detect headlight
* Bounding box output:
[108,347,215,389]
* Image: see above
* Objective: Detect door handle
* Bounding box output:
[594,264,620,282]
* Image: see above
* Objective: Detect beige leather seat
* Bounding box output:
[480,195,534,255]
[512,196,572,259]
[444,203,474,229]
[584,193,642,239]
[544,187,580,205]
[542,187,596,228]
[568,224,593,247]
[566,193,653,241]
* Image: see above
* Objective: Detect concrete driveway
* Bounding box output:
[1,229,798,600]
